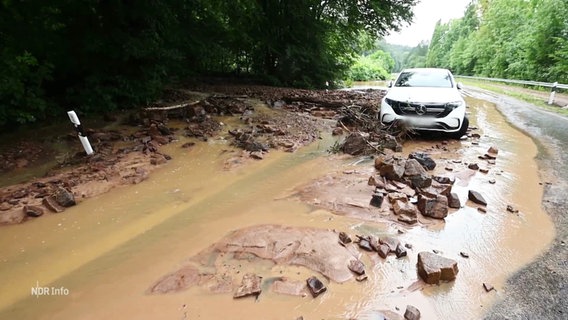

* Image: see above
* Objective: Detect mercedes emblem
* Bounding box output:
[415,104,427,115]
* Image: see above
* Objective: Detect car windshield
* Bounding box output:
[394,70,453,88]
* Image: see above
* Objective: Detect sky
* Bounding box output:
[384,0,472,46]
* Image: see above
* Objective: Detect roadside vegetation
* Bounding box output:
[0,0,417,130]
[460,79,568,116]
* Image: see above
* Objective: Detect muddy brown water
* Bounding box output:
[0,98,555,319]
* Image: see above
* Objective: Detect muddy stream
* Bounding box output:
[0,97,555,319]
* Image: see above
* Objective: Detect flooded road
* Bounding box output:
[0,97,555,319]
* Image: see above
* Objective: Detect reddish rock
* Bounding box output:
[398,214,417,225]
[393,200,418,217]
[271,278,308,297]
[181,142,196,148]
[42,196,65,213]
[485,146,499,159]
[374,154,394,170]
[404,159,427,176]
[368,176,377,186]
[306,276,326,298]
[388,192,408,204]
[448,192,461,209]
[23,205,44,217]
[379,237,400,252]
[417,252,459,284]
[378,244,390,258]
[395,243,407,258]
[404,305,421,320]
[468,163,479,170]
[468,190,487,206]
[0,202,12,211]
[250,151,264,160]
[348,259,365,275]
[54,187,76,207]
[234,273,263,298]
[0,209,26,225]
[418,194,449,219]
[338,232,352,246]
[479,168,489,174]
[358,239,374,251]
[379,159,406,181]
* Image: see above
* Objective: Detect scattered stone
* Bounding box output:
[485,146,499,159]
[395,243,407,258]
[42,196,65,213]
[23,205,44,217]
[54,187,76,207]
[374,154,393,170]
[404,305,421,320]
[370,193,384,208]
[378,244,390,258]
[358,239,374,251]
[471,133,481,139]
[487,160,496,165]
[181,142,196,148]
[388,192,408,204]
[417,252,459,284]
[483,283,495,292]
[448,193,461,209]
[404,159,427,176]
[408,152,436,170]
[368,176,377,186]
[306,276,326,298]
[445,166,454,172]
[348,259,366,275]
[407,173,432,189]
[250,151,264,160]
[478,207,487,213]
[398,214,417,225]
[379,237,400,252]
[405,243,413,249]
[233,273,263,298]
[468,190,487,206]
[0,202,12,211]
[460,252,470,258]
[379,160,406,181]
[468,163,479,170]
[338,232,352,246]
[452,159,462,164]
[356,274,368,282]
[479,168,489,174]
[417,194,449,219]
[393,200,418,217]
[489,179,496,184]
[506,205,519,213]
[432,175,454,185]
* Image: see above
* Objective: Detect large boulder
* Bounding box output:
[379,159,406,181]
[407,173,432,189]
[404,159,427,176]
[341,133,369,155]
[417,194,448,219]
[417,252,459,284]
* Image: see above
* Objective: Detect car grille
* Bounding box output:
[386,98,453,118]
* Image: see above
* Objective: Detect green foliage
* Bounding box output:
[425,0,568,82]
[0,0,418,130]
[348,50,394,81]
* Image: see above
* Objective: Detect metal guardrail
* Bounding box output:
[456,75,568,90]
[456,75,568,105]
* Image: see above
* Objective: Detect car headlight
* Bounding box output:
[445,101,465,110]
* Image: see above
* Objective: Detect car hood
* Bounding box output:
[385,87,463,104]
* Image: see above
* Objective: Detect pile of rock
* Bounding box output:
[353,234,408,259]
[370,152,457,223]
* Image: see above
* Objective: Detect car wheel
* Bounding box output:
[451,116,469,139]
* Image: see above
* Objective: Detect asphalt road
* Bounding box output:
[464,86,567,320]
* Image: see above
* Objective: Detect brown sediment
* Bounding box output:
[0,90,555,320]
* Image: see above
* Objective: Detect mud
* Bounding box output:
[0,85,557,320]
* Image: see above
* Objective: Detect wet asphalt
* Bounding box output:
[464,87,567,320]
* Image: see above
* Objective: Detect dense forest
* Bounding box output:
[426,0,568,83]
[0,0,417,129]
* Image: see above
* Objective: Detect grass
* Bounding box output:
[460,78,568,117]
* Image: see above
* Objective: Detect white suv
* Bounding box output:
[379,68,468,138]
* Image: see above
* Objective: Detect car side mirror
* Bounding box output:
[456,82,463,90]
[387,80,393,88]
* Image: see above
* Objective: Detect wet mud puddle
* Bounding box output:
[0,98,554,319]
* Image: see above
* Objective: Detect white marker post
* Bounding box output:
[67,111,94,155]
[548,82,558,105]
